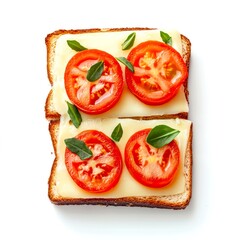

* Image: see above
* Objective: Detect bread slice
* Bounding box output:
[48,119,192,209]
[45,28,192,209]
[45,28,191,121]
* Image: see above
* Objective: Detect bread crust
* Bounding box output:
[45,28,192,209]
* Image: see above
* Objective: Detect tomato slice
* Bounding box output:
[64,49,124,114]
[125,129,180,188]
[65,130,123,193]
[125,41,188,105]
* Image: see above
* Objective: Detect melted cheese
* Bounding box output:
[51,29,188,117]
[55,117,191,198]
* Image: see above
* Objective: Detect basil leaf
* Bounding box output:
[86,61,104,82]
[146,125,180,148]
[67,40,87,51]
[111,123,123,142]
[64,138,92,160]
[160,31,172,46]
[121,32,136,50]
[66,101,82,128]
[116,57,134,72]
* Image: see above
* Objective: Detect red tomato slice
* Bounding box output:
[125,41,188,105]
[64,49,124,114]
[65,130,123,193]
[125,129,180,188]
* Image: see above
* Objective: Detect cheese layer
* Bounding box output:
[55,117,191,198]
[51,29,189,118]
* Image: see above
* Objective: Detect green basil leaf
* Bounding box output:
[111,123,123,142]
[86,61,104,82]
[67,40,87,51]
[160,31,172,46]
[116,57,134,72]
[64,138,92,160]
[146,125,180,148]
[121,32,136,50]
[66,101,82,128]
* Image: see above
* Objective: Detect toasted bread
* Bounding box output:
[45,28,191,121]
[45,28,192,209]
[48,119,192,209]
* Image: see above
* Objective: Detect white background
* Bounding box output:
[0,0,239,239]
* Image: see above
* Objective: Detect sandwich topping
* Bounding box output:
[65,130,123,193]
[62,31,187,193]
[125,128,180,188]
[63,30,188,116]
[64,122,181,192]
[64,49,124,114]
[125,40,188,105]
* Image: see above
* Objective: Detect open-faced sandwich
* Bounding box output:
[45,28,192,209]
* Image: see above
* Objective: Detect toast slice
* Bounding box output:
[45,28,191,121]
[45,28,192,209]
[48,118,192,209]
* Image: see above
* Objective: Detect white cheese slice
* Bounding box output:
[51,29,189,118]
[55,117,191,198]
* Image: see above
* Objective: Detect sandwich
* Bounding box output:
[45,27,192,209]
